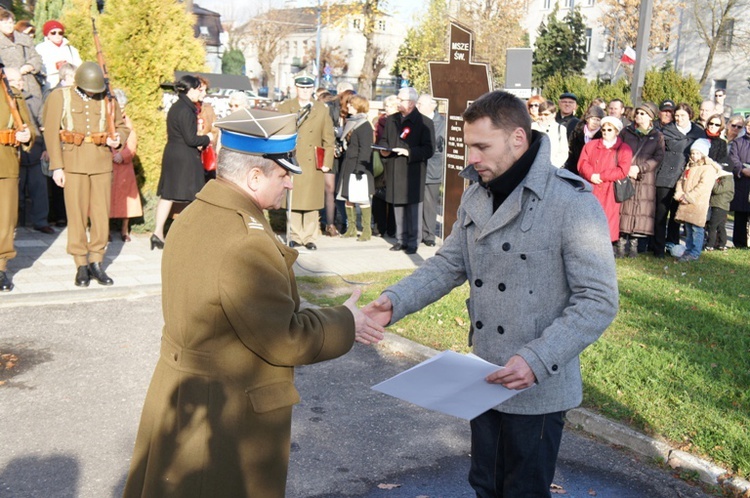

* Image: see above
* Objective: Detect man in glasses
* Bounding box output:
[555,91,580,139]
[34,19,82,90]
[713,89,733,120]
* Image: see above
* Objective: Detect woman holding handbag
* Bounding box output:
[617,102,665,257]
[578,116,633,245]
[337,95,374,241]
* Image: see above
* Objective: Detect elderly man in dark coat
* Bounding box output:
[122,108,384,498]
[379,86,435,254]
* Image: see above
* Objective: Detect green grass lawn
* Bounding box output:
[297,249,750,479]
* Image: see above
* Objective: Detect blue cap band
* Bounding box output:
[220,129,297,155]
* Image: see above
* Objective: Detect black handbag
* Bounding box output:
[614,177,636,203]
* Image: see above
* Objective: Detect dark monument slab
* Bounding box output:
[428,22,491,238]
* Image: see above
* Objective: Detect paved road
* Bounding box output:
[0,297,719,497]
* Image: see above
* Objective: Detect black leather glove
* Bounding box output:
[355,170,364,180]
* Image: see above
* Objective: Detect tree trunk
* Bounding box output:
[357,0,377,99]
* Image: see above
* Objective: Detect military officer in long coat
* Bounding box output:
[122,107,384,498]
[277,72,335,250]
[0,67,33,292]
[42,62,129,287]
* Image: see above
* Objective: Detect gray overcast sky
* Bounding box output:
[196,0,426,26]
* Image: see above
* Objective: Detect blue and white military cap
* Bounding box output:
[215,108,302,174]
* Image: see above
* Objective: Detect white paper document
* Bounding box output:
[371,350,529,420]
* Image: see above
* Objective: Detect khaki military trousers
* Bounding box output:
[0,177,18,271]
[64,171,112,267]
[289,210,319,245]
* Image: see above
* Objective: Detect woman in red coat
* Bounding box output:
[578,116,633,242]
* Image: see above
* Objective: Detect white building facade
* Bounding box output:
[521,0,750,110]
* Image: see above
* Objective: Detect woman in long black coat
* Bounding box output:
[152,75,212,248]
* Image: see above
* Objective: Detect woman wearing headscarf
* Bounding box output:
[564,105,604,176]
[617,102,665,257]
[653,103,706,257]
[577,116,633,243]
[151,75,212,249]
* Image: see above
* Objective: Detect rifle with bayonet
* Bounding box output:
[91,17,117,140]
[0,64,26,147]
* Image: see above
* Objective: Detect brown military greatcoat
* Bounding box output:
[276,98,334,211]
[123,179,355,498]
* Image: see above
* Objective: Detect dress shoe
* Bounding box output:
[121,233,131,242]
[33,225,55,234]
[88,262,114,286]
[325,224,340,237]
[289,240,301,248]
[75,266,90,287]
[423,240,436,247]
[405,247,418,255]
[389,243,404,251]
[305,242,317,250]
[55,219,67,227]
[0,271,13,292]
[150,234,165,250]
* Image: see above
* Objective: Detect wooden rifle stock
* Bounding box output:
[0,67,25,134]
[91,18,117,140]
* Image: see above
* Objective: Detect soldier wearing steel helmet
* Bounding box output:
[42,61,129,287]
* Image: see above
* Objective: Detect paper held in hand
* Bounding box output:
[371,350,530,420]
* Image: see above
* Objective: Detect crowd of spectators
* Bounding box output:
[528,89,749,261]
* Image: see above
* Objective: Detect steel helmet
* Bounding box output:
[74,62,106,93]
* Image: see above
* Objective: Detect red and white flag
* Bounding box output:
[620,46,636,65]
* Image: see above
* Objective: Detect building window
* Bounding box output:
[199,25,209,38]
[585,28,592,54]
[719,19,734,51]
[543,0,551,9]
[377,19,386,31]
[586,0,595,5]
[603,30,615,53]
[353,18,361,30]
[563,0,572,7]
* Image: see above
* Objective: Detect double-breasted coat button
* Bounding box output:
[552,364,558,371]
[520,254,527,260]
[498,283,506,291]
[497,326,504,334]
[476,321,483,329]
[502,242,511,251]
[475,279,483,287]
[172,353,178,361]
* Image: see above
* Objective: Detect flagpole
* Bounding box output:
[631,0,654,106]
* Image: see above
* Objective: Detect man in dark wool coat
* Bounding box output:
[379,86,435,254]
[122,107,384,498]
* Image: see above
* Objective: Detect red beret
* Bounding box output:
[43,20,64,37]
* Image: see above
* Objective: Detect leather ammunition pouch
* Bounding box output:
[0,129,19,147]
[59,131,109,146]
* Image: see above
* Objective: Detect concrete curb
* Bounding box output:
[376,331,750,497]
[0,283,162,309]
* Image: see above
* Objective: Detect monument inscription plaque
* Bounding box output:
[428,22,491,238]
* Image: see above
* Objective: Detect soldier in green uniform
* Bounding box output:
[122,107,384,498]
[0,67,33,292]
[277,72,335,250]
[42,61,129,287]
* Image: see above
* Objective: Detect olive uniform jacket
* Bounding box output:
[277,98,334,211]
[41,87,129,174]
[0,86,34,179]
[123,179,355,498]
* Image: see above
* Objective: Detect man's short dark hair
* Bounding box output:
[463,91,532,145]
[609,98,624,107]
